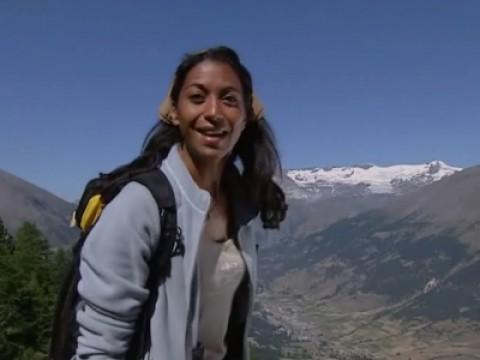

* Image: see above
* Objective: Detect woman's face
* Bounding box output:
[172,60,247,163]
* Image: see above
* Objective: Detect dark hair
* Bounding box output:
[143,46,287,229]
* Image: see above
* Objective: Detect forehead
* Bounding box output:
[183,60,243,91]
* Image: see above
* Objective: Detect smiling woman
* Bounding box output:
[168,60,249,191]
[50,46,287,360]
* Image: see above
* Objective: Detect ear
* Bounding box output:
[169,107,180,126]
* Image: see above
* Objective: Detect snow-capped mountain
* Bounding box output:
[283,160,462,200]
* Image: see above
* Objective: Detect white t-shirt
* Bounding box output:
[197,215,246,360]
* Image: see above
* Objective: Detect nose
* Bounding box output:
[204,95,221,121]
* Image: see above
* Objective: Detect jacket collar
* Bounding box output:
[163,143,259,228]
[163,144,211,213]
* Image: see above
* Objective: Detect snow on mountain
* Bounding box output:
[284,160,462,200]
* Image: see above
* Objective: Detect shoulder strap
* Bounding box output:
[126,168,185,359]
[131,168,176,209]
[130,168,185,273]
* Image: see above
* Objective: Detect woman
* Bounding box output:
[75,46,287,360]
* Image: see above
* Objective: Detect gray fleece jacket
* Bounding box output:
[75,144,259,360]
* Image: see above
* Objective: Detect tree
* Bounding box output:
[0,217,18,358]
[50,247,70,287]
[0,222,61,359]
[0,217,14,255]
[14,222,51,277]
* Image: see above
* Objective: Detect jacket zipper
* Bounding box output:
[185,209,209,359]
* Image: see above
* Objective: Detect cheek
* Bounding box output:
[175,110,195,134]
[176,120,187,134]
[176,121,194,142]
[231,119,246,142]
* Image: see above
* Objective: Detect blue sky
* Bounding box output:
[1,0,479,201]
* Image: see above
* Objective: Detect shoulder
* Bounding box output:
[100,181,161,240]
[110,181,159,214]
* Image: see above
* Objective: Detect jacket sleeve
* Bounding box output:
[75,182,161,359]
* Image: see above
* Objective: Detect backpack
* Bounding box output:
[49,154,185,360]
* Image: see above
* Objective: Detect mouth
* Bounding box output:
[196,128,229,138]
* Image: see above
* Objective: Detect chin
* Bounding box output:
[196,146,231,162]
[184,142,230,163]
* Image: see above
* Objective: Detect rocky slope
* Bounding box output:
[0,168,76,246]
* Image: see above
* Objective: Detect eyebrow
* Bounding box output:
[185,83,242,94]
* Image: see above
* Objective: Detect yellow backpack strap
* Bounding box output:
[78,194,105,232]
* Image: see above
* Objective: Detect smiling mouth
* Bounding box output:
[196,128,229,138]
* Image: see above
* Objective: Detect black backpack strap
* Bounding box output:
[132,168,175,208]
[131,168,185,272]
[126,168,185,359]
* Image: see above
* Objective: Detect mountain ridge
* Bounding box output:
[284,160,462,200]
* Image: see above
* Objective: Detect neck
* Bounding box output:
[177,145,227,196]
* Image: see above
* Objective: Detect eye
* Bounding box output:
[188,93,205,104]
[222,94,239,106]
